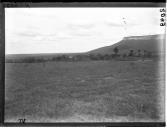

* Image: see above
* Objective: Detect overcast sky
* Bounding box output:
[5,8,165,54]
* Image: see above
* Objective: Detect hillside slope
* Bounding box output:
[88,34,165,55]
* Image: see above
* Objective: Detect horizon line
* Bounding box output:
[5,34,165,55]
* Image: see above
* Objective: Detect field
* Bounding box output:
[5,60,165,122]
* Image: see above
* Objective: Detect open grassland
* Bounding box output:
[5,60,165,122]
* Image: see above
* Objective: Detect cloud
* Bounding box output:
[34,32,73,41]
[105,17,140,28]
[66,21,98,38]
[16,28,73,41]
[106,21,139,28]
[106,22,123,27]
[67,20,95,30]
[18,32,39,37]
[72,32,93,37]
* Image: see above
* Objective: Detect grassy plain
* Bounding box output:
[5,60,165,122]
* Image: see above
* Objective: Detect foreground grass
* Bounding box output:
[5,60,165,122]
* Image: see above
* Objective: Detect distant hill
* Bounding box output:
[5,53,84,61]
[88,34,165,55]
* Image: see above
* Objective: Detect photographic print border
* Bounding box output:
[0,2,166,127]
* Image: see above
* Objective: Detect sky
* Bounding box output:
[5,8,165,54]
